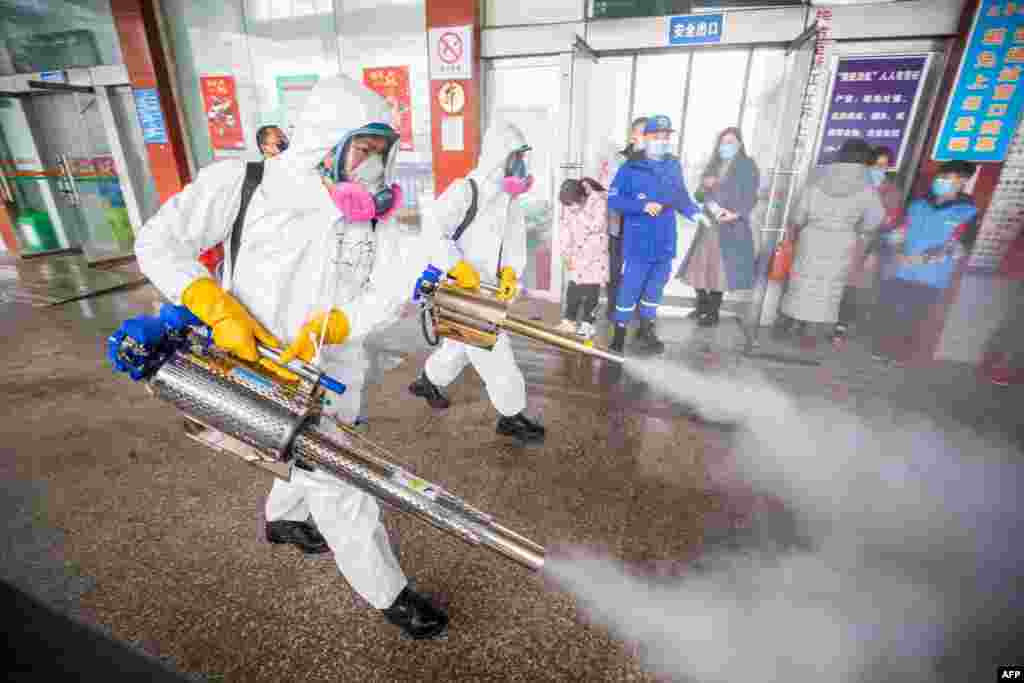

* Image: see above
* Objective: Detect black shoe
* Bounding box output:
[688,289,708,320]
[609,324,627,353]
[382,587,449,640]
[265,520,329,554]
[632,320,666,355]
[409,372,450,410]
[699,292,722,327]
[496,413,546,443]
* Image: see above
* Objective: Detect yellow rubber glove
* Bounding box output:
[181,278,281,362]
[278,309,351,365]
[448,260,481,290]
[497,266,519,302]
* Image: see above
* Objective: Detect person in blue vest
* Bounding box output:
[871,160,978,365]
[607,114,707,354]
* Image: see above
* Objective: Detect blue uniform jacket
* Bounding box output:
[892,196,977,290]
[608,156,700,263]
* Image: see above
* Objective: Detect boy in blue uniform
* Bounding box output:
[607,115,706,354]
[872,160,978,364]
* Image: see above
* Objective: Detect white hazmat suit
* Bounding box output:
[135,76,437,609]
[422,123,530,418]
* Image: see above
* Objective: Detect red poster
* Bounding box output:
[200,75,246,150]
[362,66,414,151]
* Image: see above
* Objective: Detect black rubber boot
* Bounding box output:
[609,324,627,353]
[633,319,666,355]
[408,372,450,410]
[688,289,708,320]
[382,587,449,640]
[699,291,723,327]
[265,520,329,554]
[496,413,546,443]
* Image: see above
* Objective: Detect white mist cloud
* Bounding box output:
[545,359,1023,683]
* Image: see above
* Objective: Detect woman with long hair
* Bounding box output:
[677,127,760,326]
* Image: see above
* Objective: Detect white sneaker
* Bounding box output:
[578,322,596,339]
[557,320,577,334]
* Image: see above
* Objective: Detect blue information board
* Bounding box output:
[934,0,1024,162]
[668,13,724,46]
[133,88,169,145]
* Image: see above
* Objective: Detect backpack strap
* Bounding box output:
[228,161,266,280]
[450,178,478,244]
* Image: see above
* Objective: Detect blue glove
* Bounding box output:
[159,303,203,333]
[413,265,444,301]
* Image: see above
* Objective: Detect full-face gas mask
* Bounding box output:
[502,146,534,197]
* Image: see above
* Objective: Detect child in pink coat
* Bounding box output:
[557,177,609,339]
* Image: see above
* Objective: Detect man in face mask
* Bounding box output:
[606,114,706,354]
[135,76,448,640]
[871,160,978,365]
[407,121,547,444]
[257,125,289,159]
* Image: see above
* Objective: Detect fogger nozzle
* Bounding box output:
[147,346,545,572]
[422,281,625,365]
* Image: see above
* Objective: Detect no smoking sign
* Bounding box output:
[429,24,472,80]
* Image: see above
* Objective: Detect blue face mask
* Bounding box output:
[869,168,886,187]
[719,142,739,160]
[932,178,957,197]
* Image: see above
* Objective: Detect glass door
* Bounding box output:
[484,56,562,300]
[0,83,138,265]
[0,92,80,256]
[25,87,136,264]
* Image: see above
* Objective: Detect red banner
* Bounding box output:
[363,66,414,151]
[200,75,246,150]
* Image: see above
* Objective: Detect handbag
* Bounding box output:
[768,238,794,282]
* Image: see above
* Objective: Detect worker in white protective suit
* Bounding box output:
[407,121,546,444]
[135,75,448,640]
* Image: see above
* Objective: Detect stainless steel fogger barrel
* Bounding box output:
[148,345,545,572]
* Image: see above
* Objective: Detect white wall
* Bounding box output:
[483,0,584,27]
[827,0,963,41]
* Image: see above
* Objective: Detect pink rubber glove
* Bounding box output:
[377,183,403,222]
[329,182,377,222]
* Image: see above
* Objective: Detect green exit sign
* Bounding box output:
[592,1,693,19]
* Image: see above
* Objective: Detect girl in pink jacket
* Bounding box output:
[557,178,609,339]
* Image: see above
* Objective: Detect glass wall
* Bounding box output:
[0,0,123,75]
[161,0,433,205]
[484,56,561,295]
[508,45,791,305]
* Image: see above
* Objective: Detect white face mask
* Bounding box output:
[350,153,386,190]
[646,140,673,159]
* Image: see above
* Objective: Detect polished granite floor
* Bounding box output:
[1,255,1020,682]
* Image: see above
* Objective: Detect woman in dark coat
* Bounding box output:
[677,127,760,326]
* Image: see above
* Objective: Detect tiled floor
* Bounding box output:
[1,260,1021,681]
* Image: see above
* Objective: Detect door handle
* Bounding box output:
[57,154,81,207]
[0,168,12,203]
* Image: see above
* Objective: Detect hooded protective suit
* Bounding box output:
[422,122,529,417]
[135,75,434,609]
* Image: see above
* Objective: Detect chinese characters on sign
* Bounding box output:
[200,75,245,151]
[816,55,929,167]
[132,88,169,145]
[934,0,1024,162]
[429,25,472,81]
[363,66,414,152]
[668,13,724,46]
